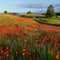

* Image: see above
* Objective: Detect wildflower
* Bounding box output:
[58,43,60,46]
[26,51,31,56]
[16,52,19,56]
[4,51,8,56]
[54,54,59,60]
[23,48,26,52]
[54,49,58,53]
[22,53,25,56]
[10,48,12,52]
[35,40,38,43]
[6,47,9,50]
[0,56,2,59]
[35,57,38,60]
[30,57,33,60]
[1,50,4,54]
[6,53,10,57]
[24,39,27,42]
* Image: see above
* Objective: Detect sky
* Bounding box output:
[0,0,60,13]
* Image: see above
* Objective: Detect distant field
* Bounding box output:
[20,13,45,18]
[20,13,60,26]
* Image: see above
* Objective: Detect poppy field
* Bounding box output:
[0,25,60,60]
[0,14,60,60]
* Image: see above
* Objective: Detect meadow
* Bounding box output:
[20,13,60,26]
[0,14,60,60]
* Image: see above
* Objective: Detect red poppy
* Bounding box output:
[35,57,38,60]
[54,49,58,53]
[26,51,31,56]
[10,48,12,52]
[16,52,19,56]
[54,54,59,60]
[6,53,10,57]
[30,57,33,60]
[6,47,9,50]
[0,56,2,59]
[28,44,31,48]
[4,51,8,56]
[1,50,4,54]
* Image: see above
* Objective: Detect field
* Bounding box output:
[34,17,60,26]
[0,14,37,26]
[20,14,60,26]
[20,14,45,18]
[0,14,60,60]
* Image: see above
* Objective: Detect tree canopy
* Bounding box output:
[45,5,56,18]
[3,10,8,14]
[27,11,32,14]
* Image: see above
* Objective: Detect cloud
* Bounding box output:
[54,4,60,7]
[18,4,48,9]
[10,3,60,13]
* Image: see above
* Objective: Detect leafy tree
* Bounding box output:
[27,11,32,14]
[45,5,56,18]
[3,10,8,14]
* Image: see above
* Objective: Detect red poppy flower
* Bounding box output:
[54,54,59,60]
[6,53,10,57]
[30,57,33,60]
[35,57,38,60]
[16,52,19,56]
[0,56,2,59]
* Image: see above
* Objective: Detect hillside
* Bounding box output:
[0,14,60,32]
[0,14,37,26]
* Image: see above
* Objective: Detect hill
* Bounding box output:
[0,14,37,26]
[0,14,60,32]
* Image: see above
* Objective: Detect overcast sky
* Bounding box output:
[0,0,60,13]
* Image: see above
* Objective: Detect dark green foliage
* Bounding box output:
[27,11,32,14]
[34,18,60,26]
[3,10,8,14]
[45,5,56,18]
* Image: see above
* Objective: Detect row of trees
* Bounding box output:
[3,5,56,18]
[27,5,56,18]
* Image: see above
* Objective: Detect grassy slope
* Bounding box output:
[0,14,60,32]
[34,16,60,26]
[20,14,60,25]
[0,14,37,26]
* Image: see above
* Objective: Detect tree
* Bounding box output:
[3,10,8,14]
[45,5,56,18]
[27,11,32,14]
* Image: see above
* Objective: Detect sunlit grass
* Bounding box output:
[0,14,37,26]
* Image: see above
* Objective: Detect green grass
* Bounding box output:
[34,16,60,26]
[0,14,16,26]
[0,14,37,26]
[20,13,60,26]
[20,13,45,18]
